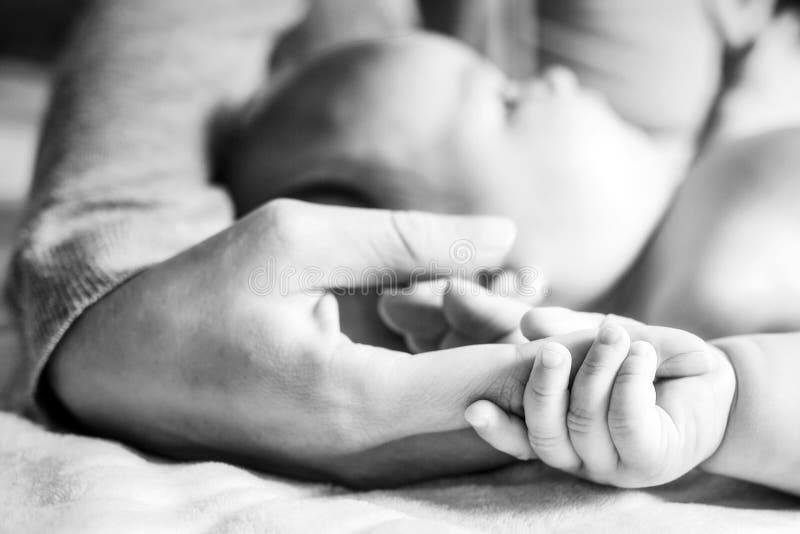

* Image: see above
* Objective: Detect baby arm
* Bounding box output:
[702,332,800,495]
[463,305,800,495]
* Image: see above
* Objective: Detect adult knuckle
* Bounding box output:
[261,198,311,249]
[260,197,300,223]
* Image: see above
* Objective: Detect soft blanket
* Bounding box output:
[1,406,799,533]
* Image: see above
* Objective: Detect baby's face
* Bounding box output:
[233,35,682,307]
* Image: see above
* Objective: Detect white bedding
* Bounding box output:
[1,404,799,533]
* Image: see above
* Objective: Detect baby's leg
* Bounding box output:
[621,127,800,339]
[538,0,721,140]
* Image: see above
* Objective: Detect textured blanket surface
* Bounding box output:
[2,401,800,534]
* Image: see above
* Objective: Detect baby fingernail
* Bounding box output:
[465,411,488,429]
[540,343,566,368]
[598,324,622,345]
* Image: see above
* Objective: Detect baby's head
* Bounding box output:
[225,34,681,307]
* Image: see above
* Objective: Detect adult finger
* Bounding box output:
[377,330,596,441]
[521,308,714,378]
[465,400,536,461]
[520,308,640,340]
[524,342,581,471]
[608,341,661,473]
[252,199,516,291]
[568,322,630,474]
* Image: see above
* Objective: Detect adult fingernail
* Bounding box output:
[540,342,566,368]
[598,323,622,345]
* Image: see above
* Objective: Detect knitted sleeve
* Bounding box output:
[4,0,308,419]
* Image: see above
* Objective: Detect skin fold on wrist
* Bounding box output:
[697,340,739,475]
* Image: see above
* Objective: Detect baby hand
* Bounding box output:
[466,312,736,488]
[378,277,539,352]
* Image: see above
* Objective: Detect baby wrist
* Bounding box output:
[698,337,754,477]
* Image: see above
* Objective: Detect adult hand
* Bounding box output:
[47,199,542,486]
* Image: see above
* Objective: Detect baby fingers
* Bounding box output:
[524,342,581,471]
[608,341,663,474]
[443,278,530,345]
[567,322,631,476]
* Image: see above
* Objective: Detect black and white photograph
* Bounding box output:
[1,1,800,532]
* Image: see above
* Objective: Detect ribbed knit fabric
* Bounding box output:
[7,185,235,418]
[3,0,310,419]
